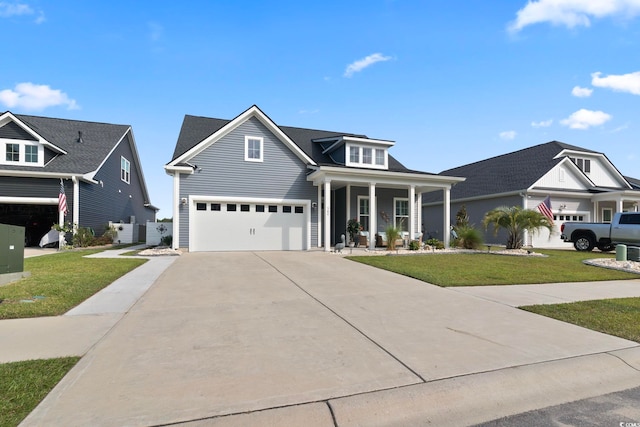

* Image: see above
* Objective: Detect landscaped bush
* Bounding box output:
[161,235,173,247]
[72,227,95,247]
[385,226,401,250]
[425,238,444,249]
[409,240,421,250]
[454,225,483,249]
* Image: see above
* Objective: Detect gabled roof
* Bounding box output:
[169,107,410,172]
[1,112,131,175]
[428,141,625,202]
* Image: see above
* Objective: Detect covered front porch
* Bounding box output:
[307,166,465,252]
[591,190,640,221]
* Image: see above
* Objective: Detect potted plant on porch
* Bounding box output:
[347,218,362,247]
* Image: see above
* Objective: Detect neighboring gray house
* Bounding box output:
[165,105,464,252]
[422,141,640,248]
[0,111,157,245]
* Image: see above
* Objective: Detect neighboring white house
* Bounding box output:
[422,141,640,249]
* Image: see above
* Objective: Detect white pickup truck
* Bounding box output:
[560,211,640,251]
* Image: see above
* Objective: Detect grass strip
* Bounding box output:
[346,249,638,286]
[0,357,80,427]
[521,298,640,343]
[0,249,146,319]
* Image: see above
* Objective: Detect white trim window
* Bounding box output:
[570,157,591,173]
[346,143,387,169]
[1,139,44,167]
[358,196,370,231]
[349,146,359,163]
[245,136,263,162]
[602,208,612,223]
[121,156,131,184]
[394,198,409,231]
[362,147,372,164]
[5,142,18,162]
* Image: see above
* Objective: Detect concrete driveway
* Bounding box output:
[21,251,640,426]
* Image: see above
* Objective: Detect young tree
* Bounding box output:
[482,206,553,249]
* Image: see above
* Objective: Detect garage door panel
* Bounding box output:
[191,201,306,252]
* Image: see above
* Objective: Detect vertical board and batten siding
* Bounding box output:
[587,157,625,188]
[0,121,37,140]
[81,133,155,236]
[178,116,318,249]
[534,164,588,190]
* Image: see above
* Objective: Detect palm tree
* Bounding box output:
[482,206,553,249]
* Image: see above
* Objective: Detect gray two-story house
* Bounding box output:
[0,111,157,245]
[165,105,464,252]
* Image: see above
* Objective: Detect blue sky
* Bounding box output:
[2,0,639,218]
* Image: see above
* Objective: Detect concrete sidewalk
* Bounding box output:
[451,278,640,307]
[0,247,177,363]
[17,251,640,427]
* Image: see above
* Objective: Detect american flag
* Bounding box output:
[58,180,67,215]
[537,195,553,224]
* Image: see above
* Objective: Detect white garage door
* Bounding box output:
[191,200,308,252]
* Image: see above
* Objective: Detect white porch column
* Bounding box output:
[618,198,624,213]
[416,191,422,241]
[72,176,79,234]
[346,184,352,244]
[594,201,598,222]
[317,185,322,248]
[324,180,331,252]
[443,187,451,248]
[408,185,416,241]
[369,182,376,250]
[172,173,180,249]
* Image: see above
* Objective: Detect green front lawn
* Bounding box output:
[522,298,640,343]
[0,357,80,427]
[347,249,638,286]
[0,249,146,319]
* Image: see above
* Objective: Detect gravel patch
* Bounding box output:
[137,247,181,256]
[584,258,640,275]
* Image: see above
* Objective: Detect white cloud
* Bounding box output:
[499,130,517,140]
[531,119,553,128]
[571,85,593,97]
[0,82,79,111]
[0,2,45,23]
[344,53,392,78]
[591,71,640,95]
[508,0,640,33]
[560,108,611,130]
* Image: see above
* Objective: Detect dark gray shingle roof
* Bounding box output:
[424,141,603,202]
[4,114,130,174]
[170,113,409,171]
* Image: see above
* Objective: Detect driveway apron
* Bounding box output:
[22,251,639,426]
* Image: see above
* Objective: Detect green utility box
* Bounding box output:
[0,223,25,274]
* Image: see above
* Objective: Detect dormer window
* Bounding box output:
[362,147,372,164]
[570,157,591,173]
[1,140,44,166]
[25,145,38,163]
[5,143,18,162]
[346,143,388,169]
[349,146,359,163]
